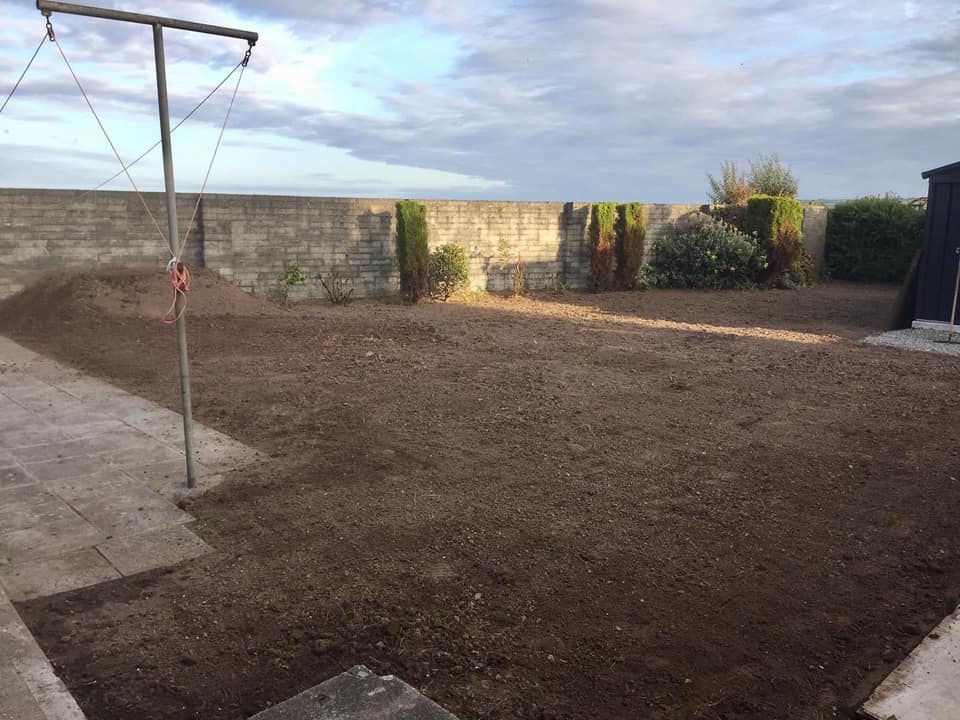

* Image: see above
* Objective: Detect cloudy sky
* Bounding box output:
[0,0,957,201]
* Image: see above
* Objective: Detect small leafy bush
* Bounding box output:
[396,200,430,303]
[747,154,798,198]
[825,196,925,281]
[647,216,765,289]
[277,261,308,303]
[616,202,647,289]
[707,161,753,205]
[429,244,469,301]
[589,202,617,291]
[497,238,525,296]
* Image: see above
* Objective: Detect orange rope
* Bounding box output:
[163,261,191,325]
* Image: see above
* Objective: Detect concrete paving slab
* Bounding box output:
[249,665,459,720]
[0,466,34,491]
[97,524,212,576]
[38,406,120,428]
[122,407,187,438]
[0,384,83,413]
[57,420,131,440]
[57,377,128,403]
[0,483,48,509]
[94,394,169,420]
[861,605,960,720]
[8,438,93,464]
[167,425,261,474]
[0,516,106,565]
[19,359,82,386]
[54,478,193,536]
[22,454,113,482]
[121,458,220,498]
[0,586,87,720]
[0,490,80,535]
[0,548,120,601]
[0,662,47,720]
[0,337,38,362]
[0,424,74,450]
[45,470,138,502]
[98,441,185,470]
[0,411,42,435]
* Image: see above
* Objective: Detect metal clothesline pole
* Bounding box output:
[152,23,197,487]
[36,0,257,489]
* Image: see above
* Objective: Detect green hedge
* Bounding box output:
[616,203,647,289]
[744,195,805,247]
[825,196,925,281]
[589,202,617,291]
[396,200,430,302]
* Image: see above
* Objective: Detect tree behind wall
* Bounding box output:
[616,202,647,289]
[707,161,752,205]
[589,202,617,291]
[747,154,798,198]
[396,200,430,302]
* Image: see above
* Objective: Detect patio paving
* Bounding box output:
[0,334,260,720]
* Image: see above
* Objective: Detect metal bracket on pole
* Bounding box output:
[38,0,257,488]
[36,0,257,41]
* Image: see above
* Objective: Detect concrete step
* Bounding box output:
[249,665,458,720]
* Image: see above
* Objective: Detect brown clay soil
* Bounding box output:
[2,268,959,720]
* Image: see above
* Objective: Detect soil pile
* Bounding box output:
[0,267,282,332]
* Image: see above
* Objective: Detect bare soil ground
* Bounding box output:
[2,269,959,720]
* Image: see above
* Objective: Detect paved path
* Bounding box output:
[861,605,960,720]
[0,335,259,720]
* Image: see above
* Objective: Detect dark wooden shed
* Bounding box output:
[915,161,960,325]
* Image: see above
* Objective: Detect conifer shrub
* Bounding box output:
[589,202,617,291]
[396,200,430,302]
[744,195,805,246]
[616,202,647,289]
[745,195,808,287]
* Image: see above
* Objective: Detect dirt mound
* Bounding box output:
[0,267,283,330]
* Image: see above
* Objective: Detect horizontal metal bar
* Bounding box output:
[36,0,258,42]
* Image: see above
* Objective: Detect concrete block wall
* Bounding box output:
[0,189,828,301]
[200,195,397,300]
[0,188,203,298]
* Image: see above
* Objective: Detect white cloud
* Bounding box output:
[1,0,958,200]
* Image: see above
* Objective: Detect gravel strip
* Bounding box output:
[863,327,960,355]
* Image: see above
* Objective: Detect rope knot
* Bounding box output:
[164,259,191,324]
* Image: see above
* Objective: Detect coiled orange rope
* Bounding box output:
[163,260,191,324]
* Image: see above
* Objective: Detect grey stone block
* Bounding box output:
[249,665,458,720]
[97,524,211,576]
[0,548,120,601]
